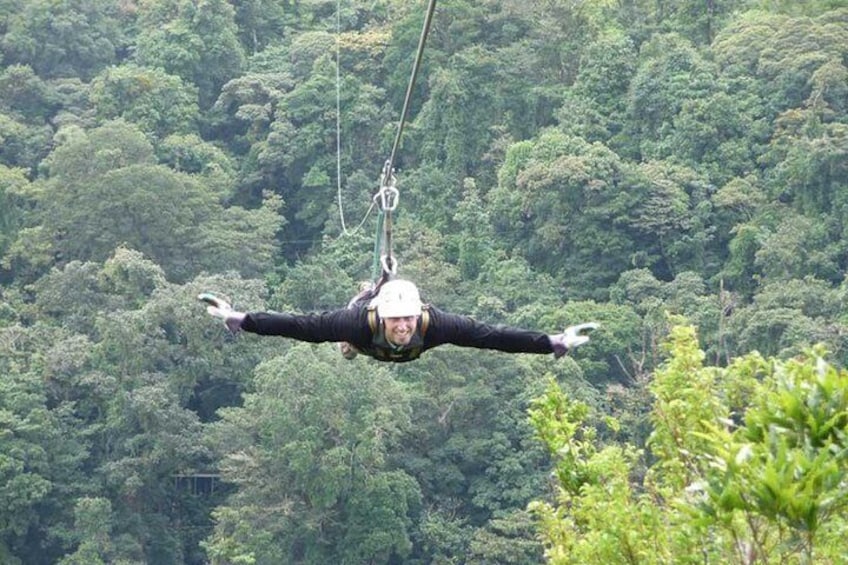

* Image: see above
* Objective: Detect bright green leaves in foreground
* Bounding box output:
[700,347,848,541]
[529,324,848,564]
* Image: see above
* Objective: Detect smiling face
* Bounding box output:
[382,315,419,346]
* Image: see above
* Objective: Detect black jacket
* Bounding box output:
[240,304,554,362]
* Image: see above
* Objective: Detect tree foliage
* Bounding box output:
[529,323,848,563]
[89,64,200,140]
[1,2,848,563]
[204,344,420,564]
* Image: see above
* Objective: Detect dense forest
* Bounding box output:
[1,0,847,563]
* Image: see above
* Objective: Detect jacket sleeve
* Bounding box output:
[425,307,554,354]
[240,308,371,344]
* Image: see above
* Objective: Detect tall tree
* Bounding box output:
[10,121,280,282]
[413,46,501,183]
[0,0,128,80]
[0,165,30,266]
[712,10,848,120]
[89,64,200,141]
[0,322,90,564]
[489,130,638,299]
[626,160,718,278]
[557,30,639,147]
[134,0,246,108]
[252,55,386,248]
[625,32,717,160]
[0,64,54,122]
[725,276,848,361]
[761,108,848,218]
[204,344,421,564]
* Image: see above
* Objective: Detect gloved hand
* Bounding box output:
[549,322,599,358]
[198,292,246,334]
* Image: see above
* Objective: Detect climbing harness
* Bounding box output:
[358,303,431,361]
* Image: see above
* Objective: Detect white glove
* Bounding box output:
[198,293,246,334]
[549,322,599,358]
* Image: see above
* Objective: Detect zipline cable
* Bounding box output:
[332,0,438,277]
[384,0,438,180]
[373,0,438,279]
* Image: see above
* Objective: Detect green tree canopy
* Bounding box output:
[529,324,848,563]
[89,64,200,140]
[204,344,421,564]
[0,0,127,80]
[134,0,246,108]
[490,130,638,299]
[9,121,281,282]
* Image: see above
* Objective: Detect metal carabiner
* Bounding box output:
[376,160,399,212]
[381,254,398,276]
[376,185,399,212]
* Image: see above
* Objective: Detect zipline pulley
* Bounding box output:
[376,160,399,213]
[375,160,399,278]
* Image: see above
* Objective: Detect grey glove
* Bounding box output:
[198,293,246,334]
[549,322,599,358]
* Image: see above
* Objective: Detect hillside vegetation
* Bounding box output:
[0,1,846,563]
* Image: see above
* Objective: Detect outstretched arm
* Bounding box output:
[426,307,597,357]
[199,293,370,343]
[242,309,368,343]
[425,307,549,354]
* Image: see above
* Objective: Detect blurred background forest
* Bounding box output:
[1,0,847,563]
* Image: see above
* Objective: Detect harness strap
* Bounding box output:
[420,305,430,336]
[368,307,378,333]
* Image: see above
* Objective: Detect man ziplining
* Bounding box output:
[198,1,600,363]
[199,279,598,363]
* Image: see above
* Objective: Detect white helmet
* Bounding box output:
[372,279,423,318]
